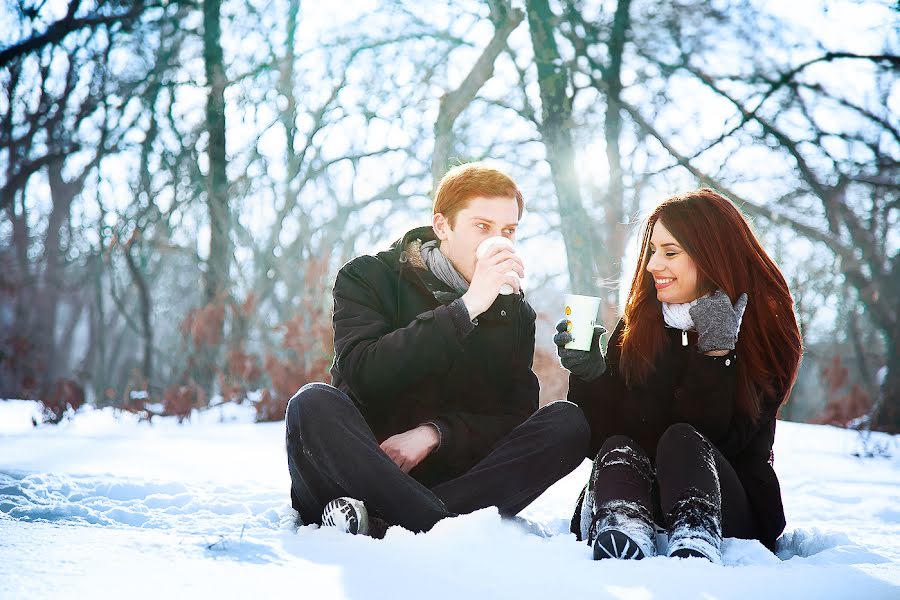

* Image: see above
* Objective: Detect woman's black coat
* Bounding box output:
[568,318,787,550]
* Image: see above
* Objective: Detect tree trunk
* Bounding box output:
[526,0,598,295]
[203,0,231,305]
[2,194,33,397]
[597,0,632,319]
[874,319,900,433]
[37,161,74,399]
[89,251,107,403]
[123,242,154,384]
[200,0,230,396]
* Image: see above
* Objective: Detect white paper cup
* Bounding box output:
[475,236,522,295]
[563,294,602,351]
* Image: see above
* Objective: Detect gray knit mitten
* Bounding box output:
[688,290,748,353]
[554,319,607,381]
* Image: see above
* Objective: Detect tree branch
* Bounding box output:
[0,2,150,68]
[431,0,524,185]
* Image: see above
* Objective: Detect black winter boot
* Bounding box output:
[665,490,723,563]
[575,436,659,560]
[590,499,657,560]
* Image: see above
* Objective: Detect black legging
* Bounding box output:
[580,422,757,540]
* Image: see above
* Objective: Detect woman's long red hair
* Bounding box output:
[619,189,803,421]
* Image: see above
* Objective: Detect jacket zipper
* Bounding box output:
[682,329,688,346]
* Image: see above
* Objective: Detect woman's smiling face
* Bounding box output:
[645,220,702,304]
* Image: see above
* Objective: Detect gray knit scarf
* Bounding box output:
[419,240,469,294]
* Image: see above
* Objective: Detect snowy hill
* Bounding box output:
[1,400,898,599]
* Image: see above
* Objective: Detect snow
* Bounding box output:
[1,400,898,599]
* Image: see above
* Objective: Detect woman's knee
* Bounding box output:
[597,434,641,459]
[657,423,704,455]
[655,423,717,487]
[594,435,651,474]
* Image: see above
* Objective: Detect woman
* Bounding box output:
[554,188,802,563]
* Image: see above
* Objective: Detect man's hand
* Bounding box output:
[380,425,441,473]
[461,245,524,319]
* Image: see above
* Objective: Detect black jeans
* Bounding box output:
[286,382,590,532]
[574,423,757,541]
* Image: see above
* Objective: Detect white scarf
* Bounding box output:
[662,299,701,331]
[662,293,744,336]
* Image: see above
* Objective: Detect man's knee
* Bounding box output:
[285,382,350,435]
[537,400,590,459]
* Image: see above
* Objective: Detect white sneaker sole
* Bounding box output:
[321,497,369,536]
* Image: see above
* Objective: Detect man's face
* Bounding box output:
[432,196,520,283]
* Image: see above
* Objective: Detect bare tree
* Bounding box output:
[431,0,524,186]
[525,0,600,295]
[1,20,142,400]
[202,0,231,306]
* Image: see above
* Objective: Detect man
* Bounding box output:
[285,162,589,536]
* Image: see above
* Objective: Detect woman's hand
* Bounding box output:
[689,290,748,353]
[553,319,607,381]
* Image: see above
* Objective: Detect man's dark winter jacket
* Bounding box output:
[330,226,540,486]
[568,318,788,550]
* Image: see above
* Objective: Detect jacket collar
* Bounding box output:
[377,226,461,304]
[376,225,525,309]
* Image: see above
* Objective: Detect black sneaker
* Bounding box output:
[593,528,648,560]
[321,497,369,536]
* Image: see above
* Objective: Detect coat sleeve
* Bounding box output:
[723,385,787,550]
[332,256,469,404]
[566,319,626,458]
[716,382,784,461]
[737,456,785,551]
[430,301,540,466]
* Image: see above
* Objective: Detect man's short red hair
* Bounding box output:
[433,163,524,226]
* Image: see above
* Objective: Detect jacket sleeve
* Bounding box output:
[723,384,787,550]
[332,256,469,404]
[430,301,540,466]
[716,381,784,461]
[669,348,739,444]
[566,319,626,457]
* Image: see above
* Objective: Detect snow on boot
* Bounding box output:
[572,477,595,542]
[574,439,654,544]
[321,497,369,536]
[665,491,723,564]
[590,500,657,560]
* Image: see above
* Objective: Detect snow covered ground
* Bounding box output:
[1,399,898,599]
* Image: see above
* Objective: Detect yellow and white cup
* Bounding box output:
[563,294,602,351]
